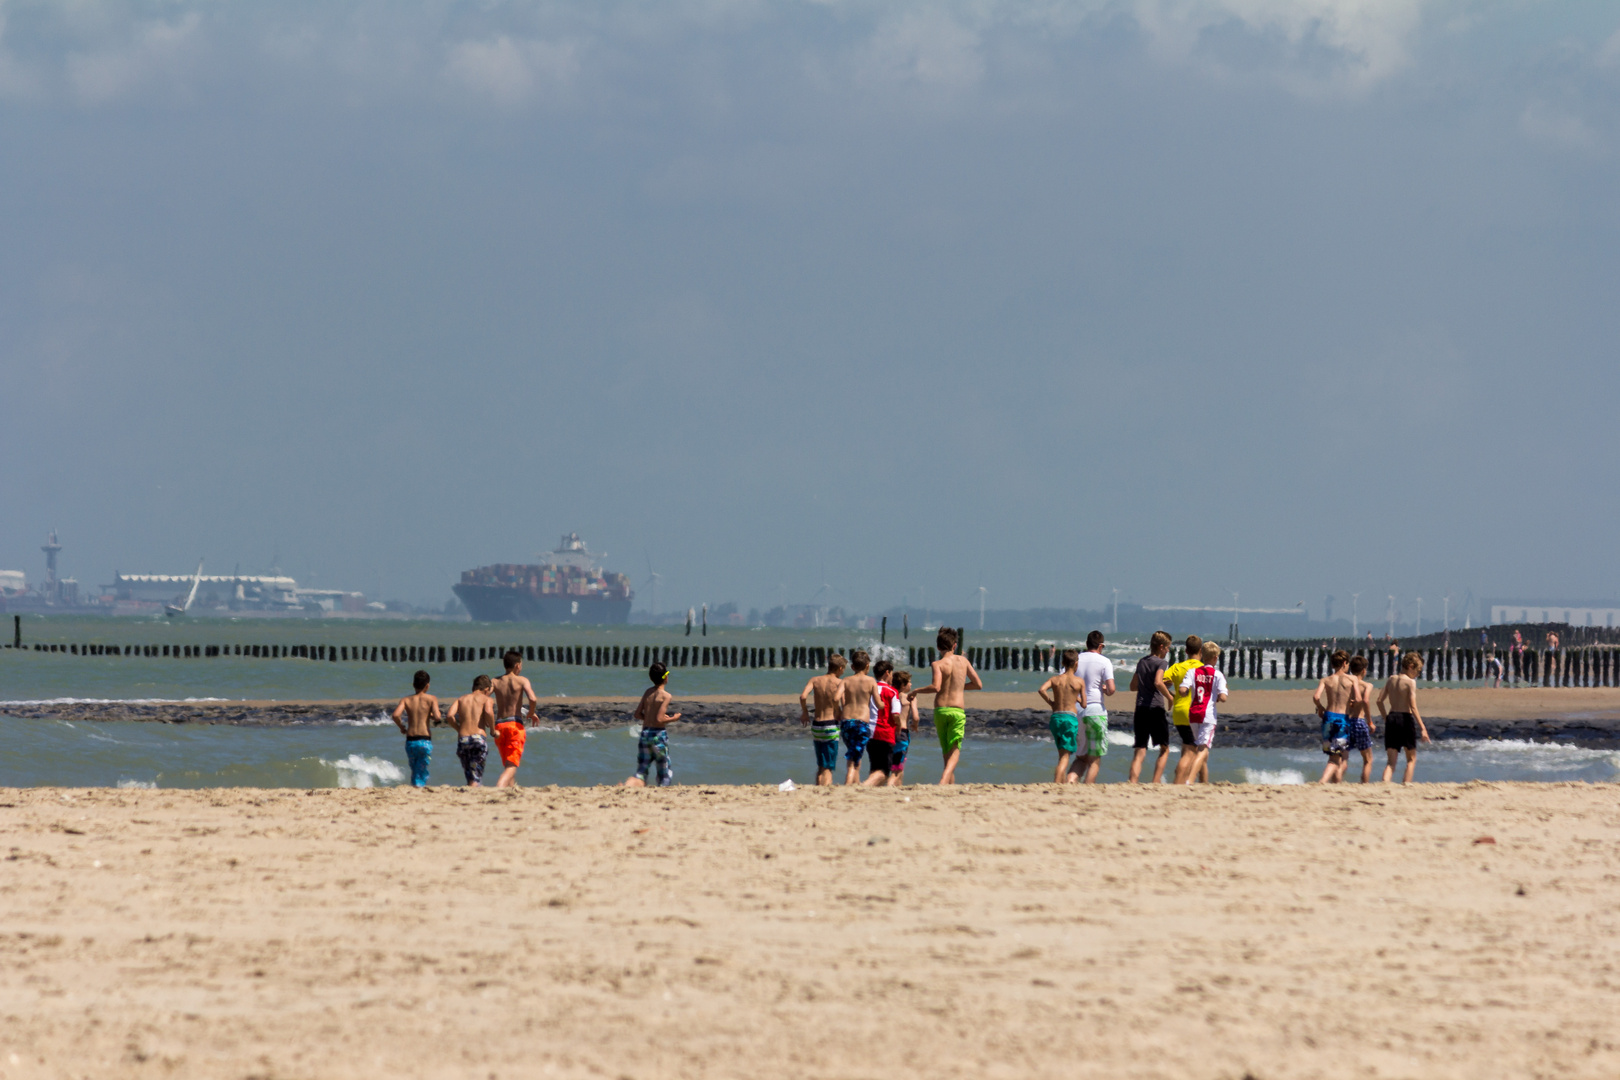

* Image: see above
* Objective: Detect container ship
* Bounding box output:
[453,534,633,624]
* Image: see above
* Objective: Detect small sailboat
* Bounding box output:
[165,560,204,617]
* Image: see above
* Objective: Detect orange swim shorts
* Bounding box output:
[494,721,527,766]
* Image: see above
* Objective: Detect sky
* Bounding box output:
[3,0,1618,623]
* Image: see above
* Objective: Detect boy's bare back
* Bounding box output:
[492,672,536,720]
[449,692,494,738]
[926,654,977,708]
[841,673,878,722]
[1040,672,1086,714]
[635,685,680,729]
[803,674,843,722]
[392,692,439,738]
[1315,671,1357,715]
[1381,673,1418,714]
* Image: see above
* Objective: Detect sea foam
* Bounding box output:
[322,754,406,788]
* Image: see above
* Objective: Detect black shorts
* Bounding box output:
[1133,706,1170,749]
[1385,712,1418,751]
[867,739,894,774]
[1175,723,1196,746]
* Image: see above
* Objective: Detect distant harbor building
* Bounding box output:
[0,532,94,612]
[109,574,366,614]
[1485,599,1620,629]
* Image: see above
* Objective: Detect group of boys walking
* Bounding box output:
[387,629,1436,788]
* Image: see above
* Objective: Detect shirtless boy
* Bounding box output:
[491,651,540,788]
[447,674,496,786]
[1069,631,1116,785]
[1345,655,1377,783]
[626,661,681,788]
[1313,649,1357,783]
[1168,636,1207,785]
[390,670,440,788]
[1037,649,1086,783]
[1377,651,1431,783]
[906,627,982,785]
[800,653,846,787]
[863,661,901,786]
[1176,642,1227,785]
[1128,631,1174,783]
[885,671,918,787]
[839,650,881,786]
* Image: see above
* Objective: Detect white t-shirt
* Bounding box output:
[1075,651,1114,717]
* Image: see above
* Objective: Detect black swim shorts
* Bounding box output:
[1175,723,1195,746]
[1385,712,1417,750]
[1133,706,1170,749]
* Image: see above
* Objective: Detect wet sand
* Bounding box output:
[2,783,1617,1079]
[10,688,1620,745]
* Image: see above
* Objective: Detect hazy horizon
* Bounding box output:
[5,1,1619,622]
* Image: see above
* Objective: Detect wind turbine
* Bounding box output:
[1229,590,1239,643]
[1112,588,1120,635]
[1351,592,1360,638]
[1387,595,1396,639]
[977,585,987,630]
[1415,597,1423,637]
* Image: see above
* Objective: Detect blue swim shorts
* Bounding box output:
[1348,717,1373,752]
[405,737,432,787]
[890,735,909,774]
[812,721,839,772]
[841,719,873,764]
[1321,712,1350,755]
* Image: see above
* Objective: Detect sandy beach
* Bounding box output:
[3,782,1618,1078]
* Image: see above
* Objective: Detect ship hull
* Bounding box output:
[453,584,632,625]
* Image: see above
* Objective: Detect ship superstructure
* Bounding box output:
[453,534,633,624]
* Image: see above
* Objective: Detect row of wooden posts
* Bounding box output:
[12,634,1620,687]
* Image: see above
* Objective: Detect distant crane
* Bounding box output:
[165,560,204,618]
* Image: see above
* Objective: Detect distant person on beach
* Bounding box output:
[1377,652,1430,783]
[906,627,982,785]
[491,650,540,789]
[1168,636,1207,785]
[447,674,495,786]
[1175,642,1227,785]
[1546,631,1561,684]
[1068,631,1115,784]
[1036,648,1086,783]
[800,653,846,787]
[625,661,681,788]
[839,650,880,786]
[885,671,917,786]
[1128,631,1173,784]
[1345,656,1376,783]
[863,660,901,786]
[1487,650,1503,688]
[390,670,441,788]
[1314,650,1356,783]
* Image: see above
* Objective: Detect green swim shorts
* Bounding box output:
[1048,712,1078,753]
[934,707,967,753]
[1081,710,1109,757]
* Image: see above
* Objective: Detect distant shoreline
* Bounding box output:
[8,689,1620,747]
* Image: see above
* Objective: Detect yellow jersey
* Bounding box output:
[1165,658,1201,724]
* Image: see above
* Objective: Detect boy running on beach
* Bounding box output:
[1167,636,1207,784]
[800,653,846,787]
[390,670,440,788]
[1128,631,1174,783]
[885,671,917,786]
[1176,642,1227,784]
[1377,651,1431,783]
[1345,656,1376,783]
[1037,649,1086,783]
[625,661,681,788]
[447,674,496,786]
[1313,649,1357,784]
[863,661,901,786]
[906,627,982,785]
[1069,631,1115,784]
[839,650,880,785]
[491,650,540,789]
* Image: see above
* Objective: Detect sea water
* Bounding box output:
[0,716,1615,789]
[0,614,1486,701]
